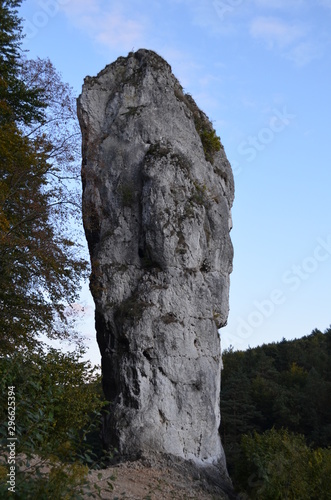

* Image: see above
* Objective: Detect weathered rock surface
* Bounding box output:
[78,49,234,484]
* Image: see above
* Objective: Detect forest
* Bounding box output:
[221,326,331,498]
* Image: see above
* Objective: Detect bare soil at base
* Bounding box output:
[86,457,233,499]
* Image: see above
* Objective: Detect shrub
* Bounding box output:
[235,428,331,499]
[0,346,111,498]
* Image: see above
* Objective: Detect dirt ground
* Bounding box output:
[85,457,234,500]
[2,453,235,499]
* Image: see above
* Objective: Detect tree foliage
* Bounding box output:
[0,4,114,496]
[0,347,111,498]
[0,347,104,460]
[0,0,44,124]
[0,0,88,353]
[221,326,331,496]
[235,428,331,500]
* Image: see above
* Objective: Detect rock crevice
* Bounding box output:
[78,49,234,476]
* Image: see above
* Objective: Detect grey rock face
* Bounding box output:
[78,50,234,469]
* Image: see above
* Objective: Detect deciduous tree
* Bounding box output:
[0,0,88,354]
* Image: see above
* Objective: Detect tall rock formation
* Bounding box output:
[78,50,234,477]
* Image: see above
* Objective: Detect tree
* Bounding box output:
[0,346,111,498]
[0,0,44,125]
[221,364,261,474]
[0,4,109,495]
[221,328,331,484]
[19,56,82,215]
[235,428,331,499]
[0,1,88,354]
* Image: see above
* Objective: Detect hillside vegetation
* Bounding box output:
[221,326,331,498]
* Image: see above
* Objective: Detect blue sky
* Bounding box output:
[19,0,331,364]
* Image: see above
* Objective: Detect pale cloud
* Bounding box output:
[254,0,331,9]
[286,41,323,67]
[254,0,304,8]
[249,15,323,67]
[60,0,100,17]
[250,16,305,48]
[93,12,145,50]
[169,0,240,36]
[60,0,146,51]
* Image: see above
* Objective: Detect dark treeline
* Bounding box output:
[221,326,331,498]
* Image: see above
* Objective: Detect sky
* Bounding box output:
[18,0,331,365]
